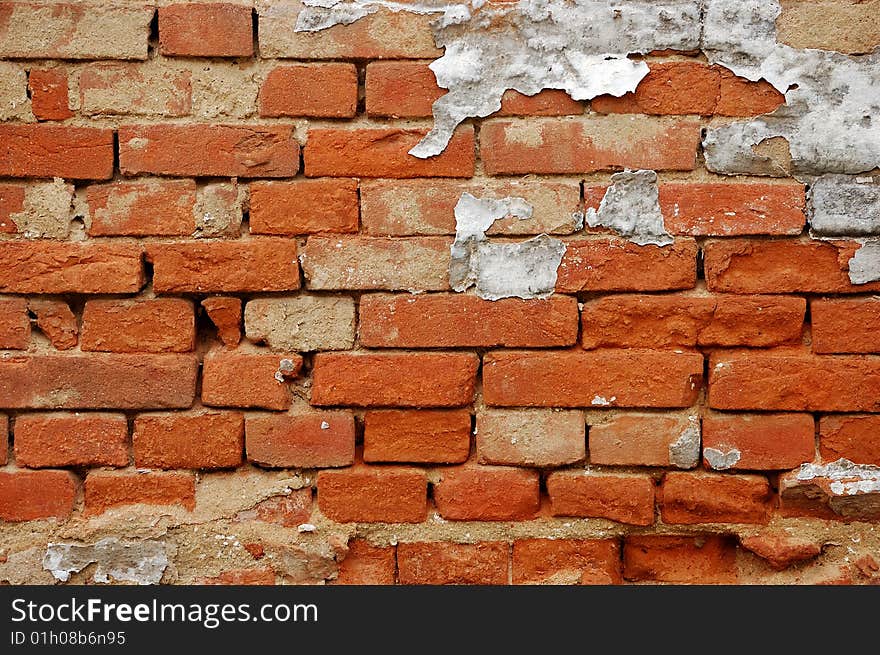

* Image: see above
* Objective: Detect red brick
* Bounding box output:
[363,409,471,464]
[512,539,622,585]
[79,63,191,117]
[0,470,76,522]
[302,236,451,291]
[202,350,302,411]
[133,412,244,470]
[820,415,880,466]
[555,238,697,292]
[702,413,815,471]
[657,182,805,236]
[497,89,584,116]
[201,297,241,347]
[397,542,507,585]
[360,293,578,348]
[481,117,700,175]
[0,241,143,294]
[28,300,77,350]
[476,409,585,467]
[304,126,474,178]
[119,124,299,178]
[203,569,275,585]
[704,239,880,294]
[28,69,72,120]
[0,414,6,466]
[159,3,252,57]
[81,298,195,353]
[360,179,581,237]
[716,67,786,116]
[811,298,880,354]
[245,412,355,468]
[434,466,540,521]
[260,64,357,118]
[147,239,299,293]
[739,533,822,571]
[0,125,114,179]
[312,352,478,408]
[15,413,128,468]
[580,294,805,349]
[660,472,773,524]
[0,354,197,409]
[0,184,25,234]
[483,350,703,408]
[547,471,656,526]
[365,61,443,118]
[709,352,880,412]
[85,470,196,514]
[623,535,737,584]
[249,179,359,235]
[86,179,196,237]
[588,414,699,468]
[334,540,396,585]
[0,297,30,349]
[317,466,426,523]
[238,489,312,528]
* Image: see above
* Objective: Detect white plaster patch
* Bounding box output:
[704,446,741,471]
[848,239,880,284]
[796,459,880,491]
[584,170,673,246]
[43,539,169,585]
[668,415,700,469]
[809,175,880,237]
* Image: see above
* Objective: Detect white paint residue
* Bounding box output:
[704,446,742,471]
[298,523,317,533]
[848,239,880,284]
[668,416,701,469]
[591,395,615,406]
[275,358,297,383]
[796,458,880,486]
[43,539,169,585]
[584,170,673,246]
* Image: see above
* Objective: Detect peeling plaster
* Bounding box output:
[848,239,880,284]
[809,175,880,237]
[704,446,741,471]
[450,192,565,300]
[43,539,170,585]
[796,459,880,495]
[668,416,700,469]
[585,170,672,246]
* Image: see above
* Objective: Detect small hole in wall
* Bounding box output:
[695,247,705,280]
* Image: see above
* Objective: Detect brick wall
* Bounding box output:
[0,0,879,585]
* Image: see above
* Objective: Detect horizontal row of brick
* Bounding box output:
[2,293,877,353]
[0,237,875,294]
[4,409,875,470]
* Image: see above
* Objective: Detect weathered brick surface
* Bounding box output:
[433,466,541,521]
[249,180,359,235]
[15,413,128,468]
[245,412,355,468]
[547,471,656,525]
[81,299,195,353]
[317,466,426,523]
[85,470,196,514]
[512,539,622,585]
[363,409,471,464]
[0,125,114,179]
[260,64,358,118]
[159,4,253,58]
[134,412,244,470]
[86,180,196,237]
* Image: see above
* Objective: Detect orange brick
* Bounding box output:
[556,238,697,292]
[497,89,583,116]
[397,542,507,585]
[0,184,25,234]
[359,293,578,348]
[119,124,299,178]
[512,539,622,585]
[547,471,656,526]
[202,350,302,410]
[133,412,244,470]
[660,472,773,524]
[588,414,699,468]
[28,299,77,350]
[311,352,478,408]
[0,242,143,294]
[147,239,299,293]
[240,489,312,528]
[317,466,426,523]
[260,64,357,118]
[15,413,128,468]
[245,412,355,468]
[81,298,195,353]
[363,410,471,464]
[249,179,359,235]
[580,294,805,349]
[28,69,72,120]
[476,409,585,467]
[0,297,30,349]
[624,535,738,584]
[86,179,196,237]
[481,117,700,175]
[592,62,720,115]
[201,297,241,347]
[159,3,253,57]
[333,540,396,585]
[820,415,880,466]
[79,63,191,117]
[704,239,880,294]
[811,298,880,353]
[0,470,77,522]
[85,470,195,514]
[0,125,114,179]
[365,61,443,118]
[709,352,880,412]
[483,350,703,408]
[702,413,815,471]
[0,414,6,466]
[304,126,474,178]
[0,354,197,409]
[434,466,540,521]
[657,182,805,236]
[715,67,786,116]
